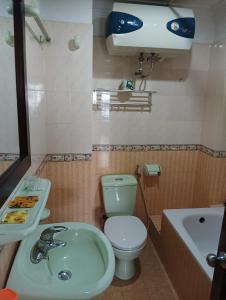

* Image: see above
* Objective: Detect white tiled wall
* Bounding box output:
[38,0,93,24]
[200,4,226,151]
[192,7,214,44]
[27,1,226,153]
[25,19,47,173]
[0,18,19,154]
[213,3,226,42]
[44,21,93,154]
[0,2,94,159]
[201,41,226,151]
[0,12,47,173]
[4,0,223,157]
[93,37,210,145]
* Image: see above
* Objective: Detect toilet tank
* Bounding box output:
[101,175,137,217]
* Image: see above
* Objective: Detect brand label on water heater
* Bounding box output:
[105,11,143,38]
[171,22,180,31]
[167,17,195,39]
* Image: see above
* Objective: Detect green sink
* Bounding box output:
[7,222,115,300]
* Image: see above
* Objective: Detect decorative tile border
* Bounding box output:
[45,145,226,162]
[92,144,198,152]
[93,144,226,158]
[46,153,92,162]
[198,145,226,158]
[2,147,225,163]
[0,153,19,161]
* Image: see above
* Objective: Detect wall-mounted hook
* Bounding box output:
[5,31,14,47]
[68,35,80,51]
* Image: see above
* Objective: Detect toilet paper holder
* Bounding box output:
[143,164,161,176]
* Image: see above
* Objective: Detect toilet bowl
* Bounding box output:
[104,215,147,280]
[101,174,147,280]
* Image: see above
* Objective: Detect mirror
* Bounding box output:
[0,0,31,207]
[0,0,19,176]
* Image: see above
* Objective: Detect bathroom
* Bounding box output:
[0,0,226,299]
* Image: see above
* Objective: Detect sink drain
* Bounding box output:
[58,270,72,280]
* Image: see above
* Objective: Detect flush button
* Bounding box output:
[115,178,123,181]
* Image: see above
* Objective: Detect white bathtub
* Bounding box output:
[163,207,224,280]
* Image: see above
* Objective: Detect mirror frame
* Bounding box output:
[0,0,31,207]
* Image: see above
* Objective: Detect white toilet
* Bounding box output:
[101,174,147,280]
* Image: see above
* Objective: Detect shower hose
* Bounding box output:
[134,165,150,230]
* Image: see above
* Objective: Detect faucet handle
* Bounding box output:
[40,225,68,242]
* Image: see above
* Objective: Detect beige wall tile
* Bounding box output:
[43,151,226,226]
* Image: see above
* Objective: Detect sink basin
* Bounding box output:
[7,222,115,300]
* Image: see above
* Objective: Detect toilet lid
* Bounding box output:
[104,216,147,251]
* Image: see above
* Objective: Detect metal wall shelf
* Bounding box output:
[93,88,157,112]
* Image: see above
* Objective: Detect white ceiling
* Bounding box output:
[93,0,225,9]
[174,0,220,6]
[154,0,224,8]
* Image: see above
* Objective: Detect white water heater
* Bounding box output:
[106,2,195,56]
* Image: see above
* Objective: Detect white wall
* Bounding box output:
[38,0,92,24]
[213,3,226,42]
[3,0,225,160]
[44,20,93,154]
[0,0,11,17]
[92,1,226,150]
[25,18,47,173]
[201,2,226,151]
[193,7,214,44]
[35,0,217,151]
[93,38,210,145]
[0,17,19,154]
[0,1,93,157]
[0,3,47,170]
[27,0,94,155]
[201,42,226,151]
[0,0,93,24]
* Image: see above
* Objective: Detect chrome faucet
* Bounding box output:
[30,225,68,264]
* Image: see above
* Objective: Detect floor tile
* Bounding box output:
[100,238,179,300]
[98,290,124,300]
[123,288,150,300]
